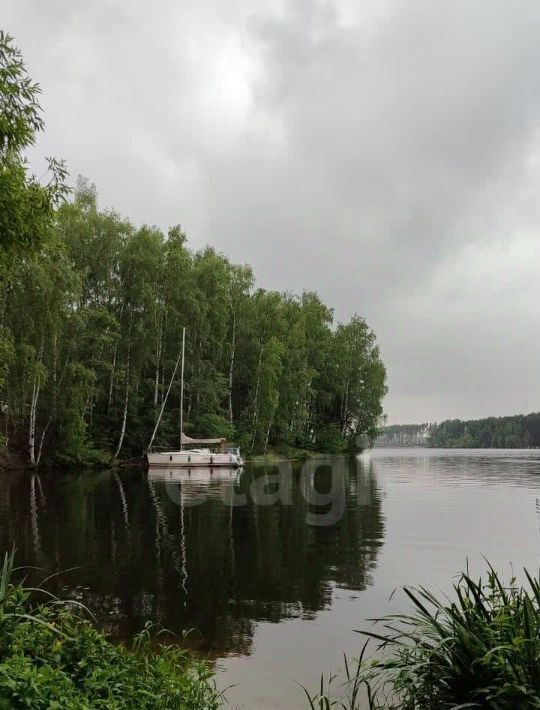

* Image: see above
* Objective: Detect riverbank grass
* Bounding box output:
[0,552,221,709]
[307,566,540,709]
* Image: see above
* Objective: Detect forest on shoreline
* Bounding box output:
[377,412,540,448]
[0,32,387,467]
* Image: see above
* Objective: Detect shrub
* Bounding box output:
[306,566,540,709]
[0,552,222,709]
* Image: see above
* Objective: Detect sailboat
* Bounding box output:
[146,328,244,468]
[147,435,243,468]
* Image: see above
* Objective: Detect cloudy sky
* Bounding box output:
[5,0,540,424]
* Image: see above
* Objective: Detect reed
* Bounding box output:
[306,565,540,709]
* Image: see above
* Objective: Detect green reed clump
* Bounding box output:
[0,552,222,709]
[306,566,540,709]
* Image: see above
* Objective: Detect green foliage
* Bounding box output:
[306,566,540,709]
[0,552,221,709]
[0,31,67,266]
[429,413,540,448]
[192,413,234,440]
[1,180,386,464]
[316,423,347,454]
[0,326,14,389]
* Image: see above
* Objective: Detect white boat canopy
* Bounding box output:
[181,434,227,445]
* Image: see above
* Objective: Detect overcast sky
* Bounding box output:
[4,0,540,424]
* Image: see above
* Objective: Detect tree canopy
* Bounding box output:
[0,31,67,264]
[1,180,387,464]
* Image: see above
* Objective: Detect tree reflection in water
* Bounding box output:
[0,457,385,656]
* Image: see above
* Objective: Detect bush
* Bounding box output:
[0,552,222,709]
[306,566,540,709]
[316,424,347,454]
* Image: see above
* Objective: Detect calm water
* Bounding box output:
[1,448,540,708]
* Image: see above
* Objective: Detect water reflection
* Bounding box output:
[370,447,540,487]
[3,449,540,708]
[0,457,385,655]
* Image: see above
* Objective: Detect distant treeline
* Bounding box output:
[374,423,430,447]
[429,413,540,448]
[377,414,540,449]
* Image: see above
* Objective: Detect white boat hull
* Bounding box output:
[147,450,243,468]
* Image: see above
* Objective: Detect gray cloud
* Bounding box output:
[5,0,540,422]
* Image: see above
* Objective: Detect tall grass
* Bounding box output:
[0,551,223,709]
[306,566,540,709]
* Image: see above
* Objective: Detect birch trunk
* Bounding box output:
[28,342,44,466]
[28,379,40,465]
[228,312,236,425]
[35,333,63,466]
[193,328,203,411]
[250,347,263,453]
[153,319,163,408]
[154,359,160,408]
[264,417,273,454]
[108,342,118,414]
[108,305,124,414]
[36,415,52,466]
[85,342,105,419]
[341,378,349,436]
[114,348,130,460]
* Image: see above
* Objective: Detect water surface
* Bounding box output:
[1,448,539,708]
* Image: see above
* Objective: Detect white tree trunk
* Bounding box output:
[108,305,125,413]
[114,349,130,460]
[154,320,163,408]
[36,415,52,466]
[85,342,105,420]
[250,347,263,453]
[264,417,273,454]
[28,379,40,465]
[28,342,44,466]
[228,313,236,425]
[154,359,160,408]
[341,379,349,436]
[108,342,118,414]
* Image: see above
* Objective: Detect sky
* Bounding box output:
[4,0,540,424]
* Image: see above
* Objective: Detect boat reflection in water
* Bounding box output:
[147,466,241,483]
[146,466,243,604]
[147,465,243,517]
[147,465,242,503]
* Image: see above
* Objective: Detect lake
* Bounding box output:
[1,448,539,708]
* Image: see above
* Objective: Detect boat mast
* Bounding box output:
[179,327,186,451]
[147,331,185,452]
